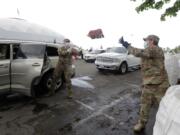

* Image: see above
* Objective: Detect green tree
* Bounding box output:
[163,47,171,53]
[172,45,180,53]
[131,0,180,21]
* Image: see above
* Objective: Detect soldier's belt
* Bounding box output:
[59,55,69,57]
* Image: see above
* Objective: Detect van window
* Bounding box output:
[46,46,58,57]
[14,44,45,59]
[0,44,10,60]
[13,45,26,59]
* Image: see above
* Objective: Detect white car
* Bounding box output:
[84,49,105,62]
[95,47,140,74]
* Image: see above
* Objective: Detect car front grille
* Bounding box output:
[96,57,114,63]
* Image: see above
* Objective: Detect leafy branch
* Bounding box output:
[132,0,180,21]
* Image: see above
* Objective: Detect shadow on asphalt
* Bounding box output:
[0,94,50,115]
[0,94,31,111]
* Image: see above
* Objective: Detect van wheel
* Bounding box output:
[42,72,63,92]
[97,68,104,72]
[119,62,128,74]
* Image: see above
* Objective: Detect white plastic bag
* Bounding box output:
[165,54,179,85]
[154,85,180,135]
[175,54,180,80]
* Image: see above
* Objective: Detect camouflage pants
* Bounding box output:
[51,60,72,94]
[139,81,169,123]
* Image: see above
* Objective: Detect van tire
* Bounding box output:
[42,72,63,92]
[31,78,41,98]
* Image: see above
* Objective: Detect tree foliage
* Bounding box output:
[163,45,180,53]
[172,45,180,53]
[131,0,180,21]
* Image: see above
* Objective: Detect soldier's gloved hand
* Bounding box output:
[119,36,130,49]
[119,36,125,44]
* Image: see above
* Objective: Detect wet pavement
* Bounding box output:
[0,60,157,135]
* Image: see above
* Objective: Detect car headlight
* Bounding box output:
[96,57,100,60]
[113,58,120,63]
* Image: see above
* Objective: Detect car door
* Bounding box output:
[127,53,137,67]
[0,44,10,93]
[11,44,45,95]
[134,56,141,66]
[46,46,59,67]
[127,54,141,67]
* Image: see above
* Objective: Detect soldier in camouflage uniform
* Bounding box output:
[47,38,77,98]
[119,35,169,132]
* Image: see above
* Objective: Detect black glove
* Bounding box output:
[119,36,124,44]
[119,36,130,49]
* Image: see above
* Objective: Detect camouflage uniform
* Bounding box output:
[128,45,169,123]
[50,44,73,97]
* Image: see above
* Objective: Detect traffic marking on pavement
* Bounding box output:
[74,94,131,128]
[75,100,95,111]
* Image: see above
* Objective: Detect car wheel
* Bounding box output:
[71,73,76,78]
[119,62,128,74]
[97,68,104,72]
[43,72,63,92]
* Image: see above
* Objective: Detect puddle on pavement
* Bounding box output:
[32,102,49,114]
[77,76,93,81]
[71,76,95,89]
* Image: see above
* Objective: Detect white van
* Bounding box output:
[0,18,75,97]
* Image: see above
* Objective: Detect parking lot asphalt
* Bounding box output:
[0,60,158,135]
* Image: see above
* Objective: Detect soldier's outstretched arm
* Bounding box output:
[128,46,154,58]
[119,36,154,58]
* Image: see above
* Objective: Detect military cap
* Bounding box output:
[143,35,160,45]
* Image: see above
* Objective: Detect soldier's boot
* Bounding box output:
[133,120,146,132]
[67,89,73,99]
[45,84,55,97]
[46,90,55,97]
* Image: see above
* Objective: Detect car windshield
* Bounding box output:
[90,50,103,54]
[107,47,127,54]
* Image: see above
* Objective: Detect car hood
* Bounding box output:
[85,53,97,57]
[97,52,126,59]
